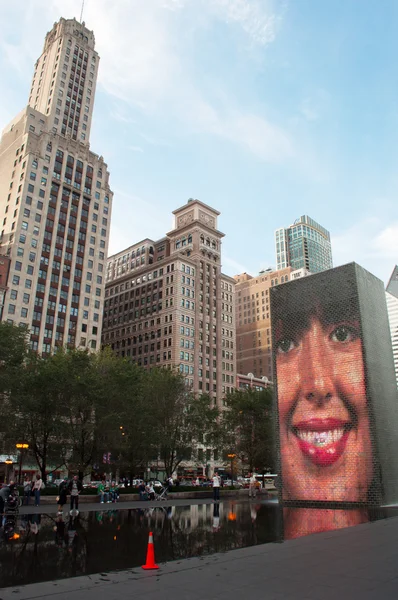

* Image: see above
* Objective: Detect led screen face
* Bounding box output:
[271,266,377,505]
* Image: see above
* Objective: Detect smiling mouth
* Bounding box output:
[291,419,353,467]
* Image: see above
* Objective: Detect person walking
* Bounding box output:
[68,475,82,512]
[212,471,221,502]
[249,473,257,499]
[23,476,32,506]
[33,472,43,506]
[58,477,68,513]
[98,480,106,503]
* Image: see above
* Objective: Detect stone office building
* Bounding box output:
[0,18,113,352]
[102,199,236,409]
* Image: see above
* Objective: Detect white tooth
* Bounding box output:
[296,428,346,445]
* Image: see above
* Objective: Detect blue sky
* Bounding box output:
[1,0,397,284]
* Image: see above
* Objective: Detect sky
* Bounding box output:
[1,0,397,285]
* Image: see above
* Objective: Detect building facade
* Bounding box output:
[275,215,332,273]
[0,18,113,352]
[387,265,398,298]
[386,266,398,387]
[236,372,272,391]
[102,199,236,408]
[234,267,293,380]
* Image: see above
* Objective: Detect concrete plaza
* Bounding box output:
[2,511,398,599]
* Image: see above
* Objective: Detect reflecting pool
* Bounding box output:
[1,500,397,589]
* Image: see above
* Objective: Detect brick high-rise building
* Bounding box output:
[234,267,293,380]
[0,18,113,352]
[102,199,236,408]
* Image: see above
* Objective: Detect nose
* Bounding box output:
[299,319,335,405]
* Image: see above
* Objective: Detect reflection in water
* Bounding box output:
[1,503,396,589]
[283,506,395,540]
[0,501,280,588]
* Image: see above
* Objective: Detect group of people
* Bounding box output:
[22,473,44,506]
[211,472,259,501]
[56,475,83,513]
[138,477,172,501]
[97,480,120,504]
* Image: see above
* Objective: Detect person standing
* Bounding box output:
[98,480,105,503]
[68,475,82,512]
[23,476,32,506]
[33,472,43,506]
[212,471,220,502]
[58,477,68,513]
[249,473,257,499]
[138,481,147,501]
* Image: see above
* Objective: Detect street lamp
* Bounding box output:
[227,453,236,487]
[5,457,13,484]
[16,443,29,485]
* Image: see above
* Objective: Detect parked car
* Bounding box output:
[224,479,243,487]
[132,479,144,487]
[200,480,213,487]
[148,479,163,488]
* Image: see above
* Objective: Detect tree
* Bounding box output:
[0,323,30,453]
[144,368,220,477]
[221,387,274,475]
[92,348,147,479]
[12,352,66,481]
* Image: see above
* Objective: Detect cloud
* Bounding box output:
[127,145,144,153]
[300,98,319,122]
[209,0,283,46]
[299,89,331,122]
[222,255,249,276]
[372,224,398,259]
[1,0,291,164]
[331,217,398,284]
[108,188,171,256]
[77,0,291,163]
[140,132,173,148]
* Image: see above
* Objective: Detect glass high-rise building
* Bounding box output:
[275,215,332,273]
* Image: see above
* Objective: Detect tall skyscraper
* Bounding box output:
[102,199,236,409]
[387,265,398,299]
[386,265,398,387]
[275,215,332,273]
[234,267,293,380]
[0,18,113,352]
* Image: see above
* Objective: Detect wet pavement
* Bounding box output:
[0,499,280,588]
[2,511,398,599]
[1,500,398,597]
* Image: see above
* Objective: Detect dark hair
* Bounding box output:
[270,263,361,345]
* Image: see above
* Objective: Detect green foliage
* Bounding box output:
[222,387,274,473]
[0,329,228,479]
[141,368,220,477]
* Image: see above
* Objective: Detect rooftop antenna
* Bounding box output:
[80,0,85,23]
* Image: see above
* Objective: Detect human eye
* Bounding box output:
[330,324,359,344]
[276,338,295,354]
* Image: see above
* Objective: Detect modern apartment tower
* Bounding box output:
[102,199,236,408]
[0,18,113,352]
[275,215,332,273]
[386,265,398,387]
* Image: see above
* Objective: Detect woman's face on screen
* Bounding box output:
[276,314,373,502]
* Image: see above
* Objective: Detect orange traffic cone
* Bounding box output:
[142,531,159,570]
